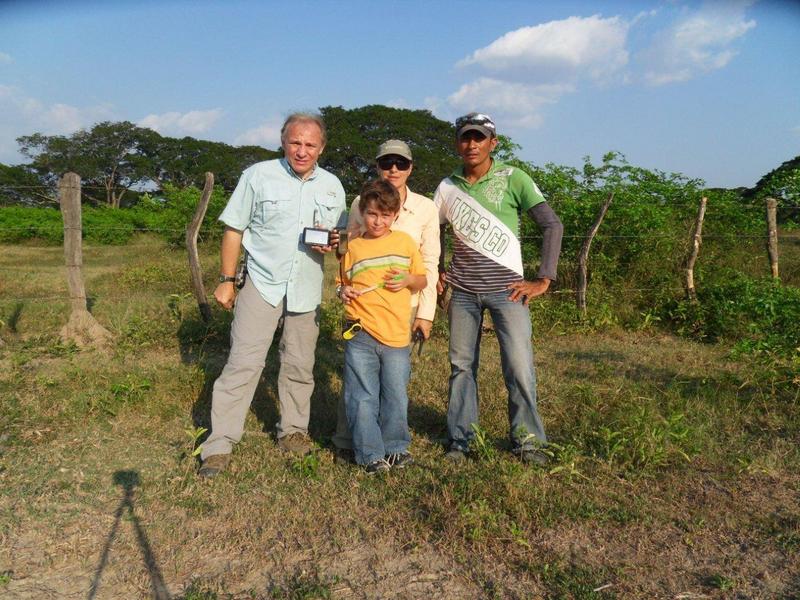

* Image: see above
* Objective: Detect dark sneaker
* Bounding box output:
[385,452,414,469]
[514,447,550,466]
[444,447,467,462]
[198,454,231,478]
[334,447,355,465]
[278,432,313,456]
[364,459,390,475]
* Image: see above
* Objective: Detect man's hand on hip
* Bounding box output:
[507,278,551,306]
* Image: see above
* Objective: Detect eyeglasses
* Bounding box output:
[455,113,496,132]
[377,156,411,171]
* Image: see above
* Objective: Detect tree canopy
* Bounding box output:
[136,131,278,191]
[17,121,151,207]
[0,163,54,206]
[4,107,798,220]
[14,122,280,207]
[319,105,460,197]
[745,154,800,222]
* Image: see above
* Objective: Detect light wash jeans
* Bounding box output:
[333,308,418,451]
[447,287,547,453]
[343,330,411,465]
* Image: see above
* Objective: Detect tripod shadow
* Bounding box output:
[88,470,169,600]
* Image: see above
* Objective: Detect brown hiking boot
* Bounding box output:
[278,432,313,455]
[198,453,231,478]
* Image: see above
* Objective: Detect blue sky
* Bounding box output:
[1,0,798,188]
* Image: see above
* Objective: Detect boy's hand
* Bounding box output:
[339,285,360,305]
[383,268,409,292]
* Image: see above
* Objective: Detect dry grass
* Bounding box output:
[1,236,799,599]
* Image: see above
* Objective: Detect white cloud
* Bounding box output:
[0,85,114,134]
[0,52,12,64]
[447,78,571,128]
[0,85,117,163]
[138,109,223,135]
[458,15,630,84]
[640,0,756,86]
[234,119,282,148]
[443,14,633,130]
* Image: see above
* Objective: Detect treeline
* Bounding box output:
[1,106,798,365]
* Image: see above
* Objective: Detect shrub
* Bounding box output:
[663,272,800,360]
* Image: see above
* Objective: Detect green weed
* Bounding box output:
[537,561,616,599]
[269,571,335,599]
[291,451,321,480]
[469,423,496,461]
[705,574,735,591]
[175,581,220,600]
[587,407,694,474]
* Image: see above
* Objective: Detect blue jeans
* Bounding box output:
[447,288,547,452]
[344,330,411,465]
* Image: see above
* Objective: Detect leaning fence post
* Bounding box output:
[59,172,112,348]
[576,191,614,315]
[186,172,214,322]
[685,196,707,301]
[766,197,779,279]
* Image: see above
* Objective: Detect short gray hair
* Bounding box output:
[280,112,327,145]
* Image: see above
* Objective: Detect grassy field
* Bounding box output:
[0,236,798,599]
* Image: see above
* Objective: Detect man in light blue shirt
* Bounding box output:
[199,113,346,477]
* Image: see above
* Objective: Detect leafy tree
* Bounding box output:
[319,105,460,197]
[0,163,53,206]
[17,121,152,208]
[745,155,800,223]
[136,131,279,192]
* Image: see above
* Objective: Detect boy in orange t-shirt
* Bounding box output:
[337,179,427,474]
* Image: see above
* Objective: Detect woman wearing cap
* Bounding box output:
[332,139,440,463]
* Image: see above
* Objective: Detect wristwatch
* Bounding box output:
[219,274,236,283]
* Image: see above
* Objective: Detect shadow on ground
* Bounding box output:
[89,470,169,600]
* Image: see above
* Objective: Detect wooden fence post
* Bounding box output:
[685,196,708,301]
[59,173,112,348]
[186,172,214,322]
[576,192,614,314]
[766,197,779,279]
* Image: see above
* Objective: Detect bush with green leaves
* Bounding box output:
[0,183,228,246]
[663,272,800,360]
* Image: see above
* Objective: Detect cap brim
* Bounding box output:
[376,150,412,161]
[457,124,494,139]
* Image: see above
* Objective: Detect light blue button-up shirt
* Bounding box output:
[219,158,346,312]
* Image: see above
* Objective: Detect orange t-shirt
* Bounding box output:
[341,230,425,347]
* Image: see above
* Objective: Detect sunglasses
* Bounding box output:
[455,113,496,132]
[377,156,411,171]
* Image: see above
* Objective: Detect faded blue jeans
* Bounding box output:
[447,287,547,453]
[344,330,411,465]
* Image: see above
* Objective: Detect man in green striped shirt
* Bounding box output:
[434,112,563,465]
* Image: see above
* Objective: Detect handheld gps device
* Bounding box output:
[302,227,332,246]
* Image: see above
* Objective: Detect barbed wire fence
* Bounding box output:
[1,174,797,342]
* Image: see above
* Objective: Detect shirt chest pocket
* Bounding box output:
[313,193,340,229]
[252,184,294,231]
